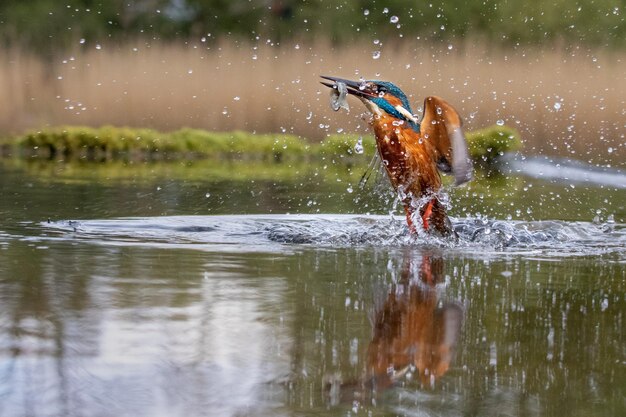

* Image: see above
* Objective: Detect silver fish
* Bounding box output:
[330,81,350,112]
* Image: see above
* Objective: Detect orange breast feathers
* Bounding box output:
[370,113,442,198]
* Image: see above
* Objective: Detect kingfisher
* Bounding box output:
[321,76,473,236]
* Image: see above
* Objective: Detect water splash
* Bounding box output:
[33,215,626,259]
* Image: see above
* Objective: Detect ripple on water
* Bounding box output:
[32,215,626,259]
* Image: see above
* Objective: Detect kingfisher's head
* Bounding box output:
[321,75,420,131]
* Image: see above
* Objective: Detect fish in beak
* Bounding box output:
[319,75,378,100]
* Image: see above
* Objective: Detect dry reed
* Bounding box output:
[1,39,624,165]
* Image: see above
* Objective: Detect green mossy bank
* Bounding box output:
[1,125,521,164]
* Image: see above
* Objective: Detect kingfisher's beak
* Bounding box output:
[320,75,376,99]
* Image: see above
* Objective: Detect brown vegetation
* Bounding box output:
[1,39,624,165]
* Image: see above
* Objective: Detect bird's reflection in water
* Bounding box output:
[328,250,463,405]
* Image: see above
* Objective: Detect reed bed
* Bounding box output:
[1,39,624,165]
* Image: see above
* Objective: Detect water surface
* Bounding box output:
[0,160,624,416]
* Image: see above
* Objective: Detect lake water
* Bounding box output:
[0,158,624,417]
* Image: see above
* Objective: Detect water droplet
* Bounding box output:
[496,119,505,126]
[354,137,364,154]
[363,9,370,16]
[448,44,453,50]
[346,186,354,194]
[373,39,380,45]
[601,298,609,311]
[205,193,211,198]
[200,37,206,42]
[95,44,102,50]
[383,8,389,14]
[79,38,86,44]
[187,69,193,74]
[390,16,399,24]
[372,51,381,59]
[233,96,240,101]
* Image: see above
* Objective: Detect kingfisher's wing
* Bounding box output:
[420,96,473,185]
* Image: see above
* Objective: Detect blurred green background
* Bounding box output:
[2,0,625,56]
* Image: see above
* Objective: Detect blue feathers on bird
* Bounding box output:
[370,81,421,132]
